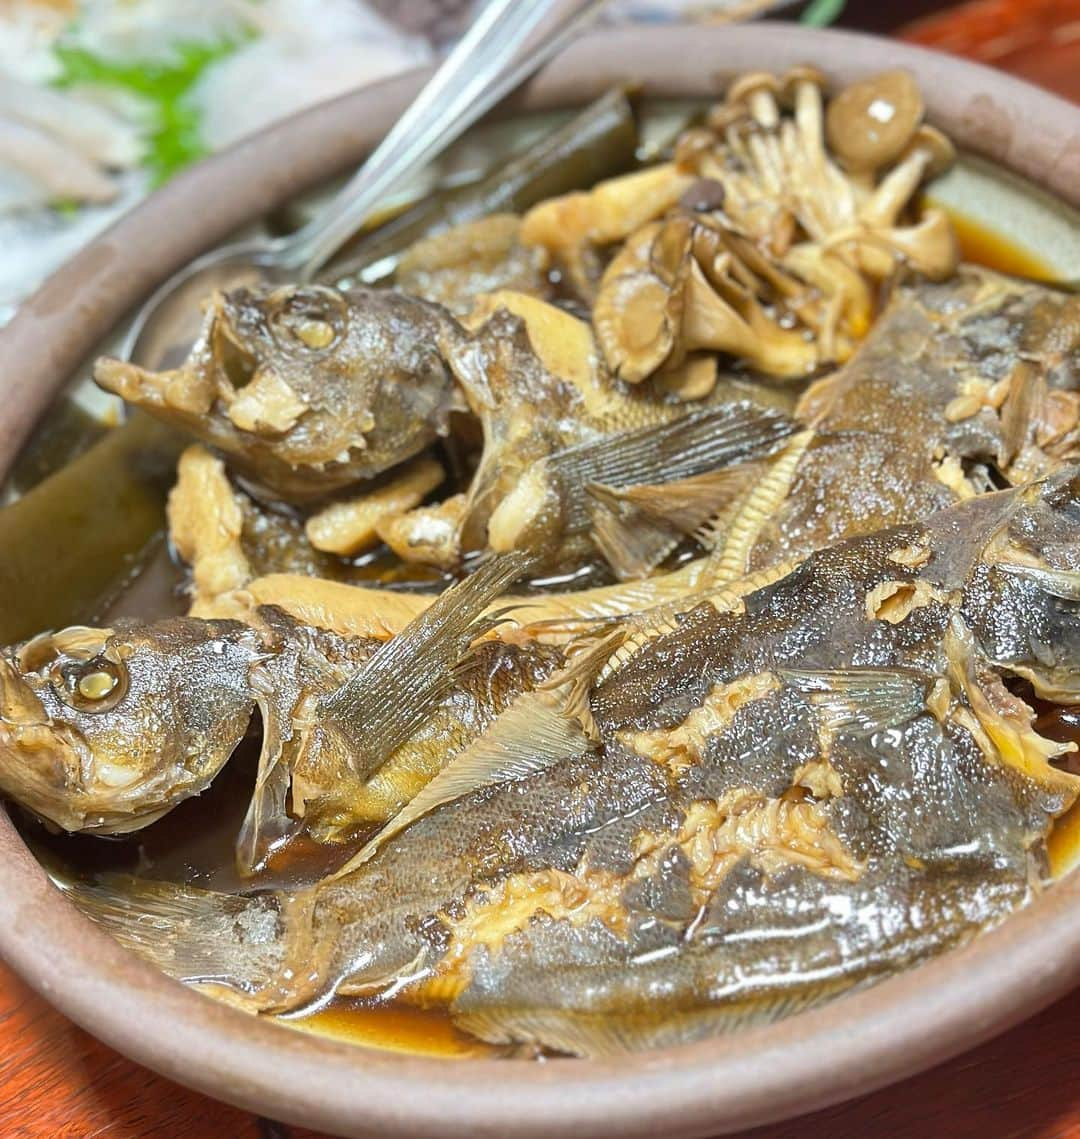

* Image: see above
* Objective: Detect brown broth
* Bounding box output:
[946,207,1057,280]
[279,997,495,1058]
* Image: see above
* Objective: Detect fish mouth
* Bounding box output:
[92,294,260,414]
[93,355,156,402]
[0,654,136,831]
[0,715,88,832]
[209,295,261,392]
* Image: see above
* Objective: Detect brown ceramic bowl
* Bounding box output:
[0,24,1078,1139]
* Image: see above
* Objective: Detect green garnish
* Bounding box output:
[52,38,248,185]
[800,0,847,27]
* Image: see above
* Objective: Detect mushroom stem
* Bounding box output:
[748,88,780,130]
[683,261,819,377]
[855,208,960,281]
[860,145,932,227]
[792,78,826,162]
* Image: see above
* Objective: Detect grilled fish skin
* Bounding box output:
[65,470,1080,1055]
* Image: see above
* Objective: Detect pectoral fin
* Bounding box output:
[588,467,754,579]
[551,403,795,515]
[780,667,931,735]
[319,552,535,783]
[339,689,591,875]
[587,485,682,580]
[236,679,299,876]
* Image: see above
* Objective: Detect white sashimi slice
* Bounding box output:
[193,0,431,150]
[0,76,142,168]
[0,115,117,204]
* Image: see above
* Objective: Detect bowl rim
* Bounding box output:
[0,23,1078,1139]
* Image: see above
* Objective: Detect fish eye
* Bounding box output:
[53,657,128,714]
[268,286,347,355]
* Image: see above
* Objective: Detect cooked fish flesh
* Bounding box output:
[172,268,1078,631]
[64,472,1080,1056]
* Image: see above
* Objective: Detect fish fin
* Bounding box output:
[996,561,1080,600]
[587,465,762,579]
[542,403,796,542]
[339,689,591,875]
[539,627,628,738]
[320,552,534,782]
[557,402,792,495]
[780,667,930,735]
[454,981,856,1057]
[587,484,682,580]
[236,682,298,877]
[613,466,758,534]
[696,429,814,582]
[58,873,287,1002]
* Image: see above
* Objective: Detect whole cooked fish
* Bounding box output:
[173,268,1079,637]
[0,554,561,869]
[64,470,1080,1056]
[95,284,797,574]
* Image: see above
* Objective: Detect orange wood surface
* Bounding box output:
[1,4,1079,1138]
[0,959,1078,1139]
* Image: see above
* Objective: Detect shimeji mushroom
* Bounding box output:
[825,70,925,179]
[841,125,959,279]
[691,69,958,276]
[593,68,961,383]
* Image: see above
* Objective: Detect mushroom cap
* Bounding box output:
[593,220,692,384]
[825,69,924,173]
[726,71,782,107]
[674,126,721,172]
[780,65,828,103]
[678,177,727,214]
[905,123,956,178]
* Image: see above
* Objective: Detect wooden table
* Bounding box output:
[2,4,1078,1137]
[1,961,1078,1138]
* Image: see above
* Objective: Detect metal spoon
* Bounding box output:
[123,0,607,369]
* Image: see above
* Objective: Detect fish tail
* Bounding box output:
[59,874,293,1006]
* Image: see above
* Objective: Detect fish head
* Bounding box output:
[965,468,1080,702]
[0,618,260,833]
[94,284,459,501]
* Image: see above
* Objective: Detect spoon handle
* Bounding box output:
[283,0,608,280]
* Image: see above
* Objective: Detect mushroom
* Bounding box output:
[781,242,873,347]
[519,164,694,301]
[825,69,924,176]
[727,72,784,130]
[590,69,961,382]
[592,220,686,383]
[842,206,960,282]
[594,215,823,382]
[859,124,955,229]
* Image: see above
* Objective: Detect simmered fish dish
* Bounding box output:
[0,68,1077,1059]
